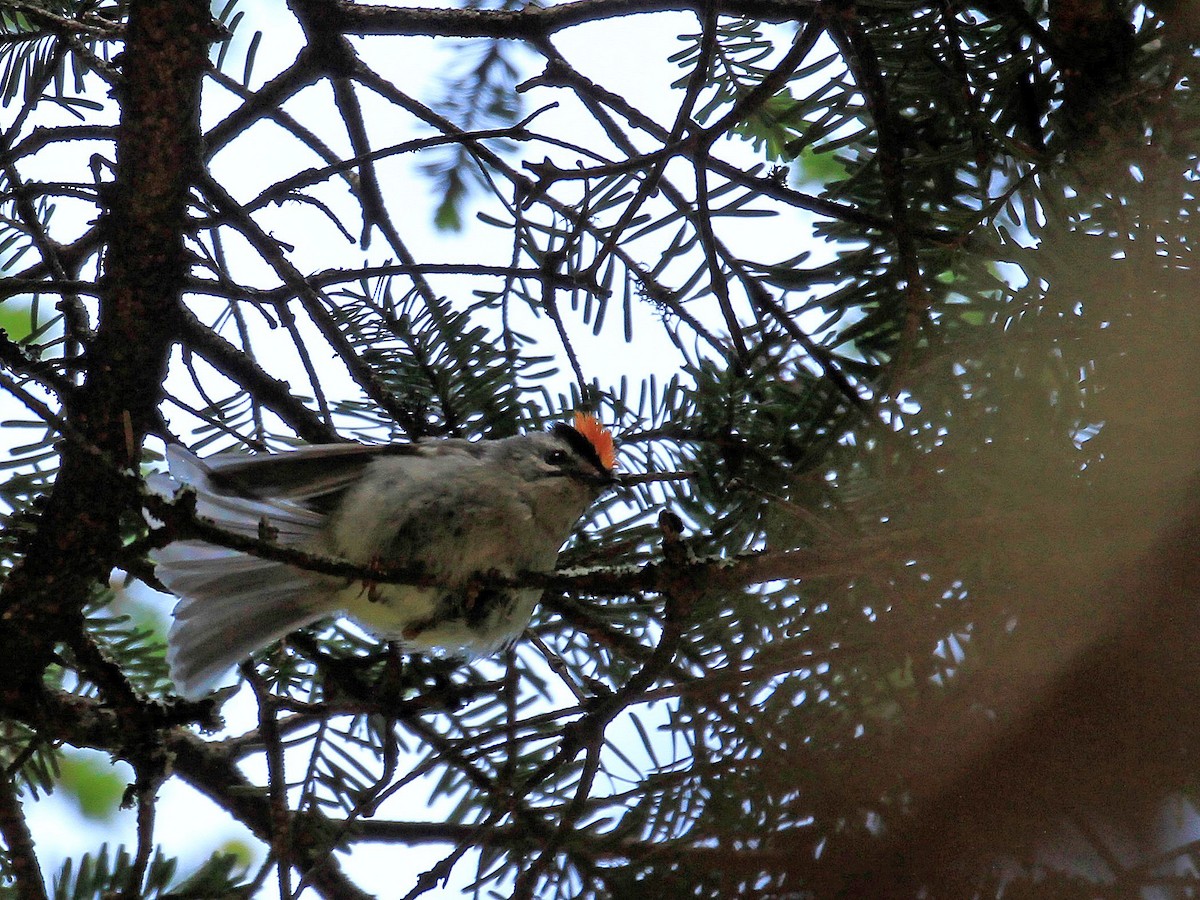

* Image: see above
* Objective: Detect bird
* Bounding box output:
[148,412,617,699]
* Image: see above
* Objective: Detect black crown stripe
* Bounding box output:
[551,422,610,474]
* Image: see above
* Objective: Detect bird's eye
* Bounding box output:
[544,449,570,466]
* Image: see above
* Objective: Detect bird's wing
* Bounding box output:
[181,440,486,508]
[187,443,403,506]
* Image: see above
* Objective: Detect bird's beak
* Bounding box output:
[591,470,620,489]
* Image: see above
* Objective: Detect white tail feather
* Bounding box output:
[150,446,329,698]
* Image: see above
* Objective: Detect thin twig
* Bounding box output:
[0,774,48,900]
[128,770,157,898]
[175,307,340,444]
[195,170,419,433]
[247,670,294,900]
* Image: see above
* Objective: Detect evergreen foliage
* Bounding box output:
[1,0,1199,897]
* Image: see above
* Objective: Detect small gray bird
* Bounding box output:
[149,413,617,699]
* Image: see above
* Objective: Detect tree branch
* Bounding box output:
[0,0,214,692]
[0,774,47,900]
[340,0,819,38]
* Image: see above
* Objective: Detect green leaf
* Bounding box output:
[730,89,807,161]
[433,192,463,231]
[795,145,849,185]
[0,299,32,343]
[57,751,128,822]
[53,843,177,900]
[165,852,253,898]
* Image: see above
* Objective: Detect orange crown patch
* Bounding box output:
[573,411,617,472]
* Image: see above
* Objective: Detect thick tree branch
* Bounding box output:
[144,484,872,598]
[0,686,370,900]
[340,0,819,38]
[0,0,213,693]
[0,774,47,900]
